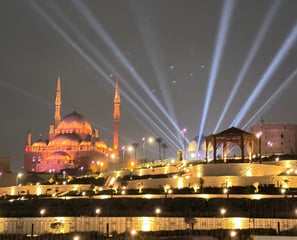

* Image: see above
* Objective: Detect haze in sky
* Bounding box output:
[0,0,297,172]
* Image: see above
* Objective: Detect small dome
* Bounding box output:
[96,141,107,148]
[80,141,91,146]
[49,133,80,146]
[32,139,47,147]
[57,111,92,134]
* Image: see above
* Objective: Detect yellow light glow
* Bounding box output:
[11,188,15,196]
[56,217,65,222]
[141,217,152,231]
[246,168,252,177]
[130,229,137,236]
[36,186,42,196]
[200,194,209,199]
[220,208,226,216]
[281,188,286,194]
[285,163,291,168]
[144,194,152,199]
[231,218,243,229]
[100,195,110,199]
[109,177,116,186]
[177,177,184,189]
[230,230,237,237]
[251,194,263,200]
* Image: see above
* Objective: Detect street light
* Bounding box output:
[181,128,187,160]
[155,207,161,231]
[220,208,226,229]
[95,208,101,216]
[142,137,146,161]
[256,132,262,164]
[130,229,137,239]
[16,173,23,186]
[220,208,226,217]
[155,207,161,216]
[148,137,154,144]
[95,208,101,232]
[223,187,229,198]
[230,230,237,238]
[40,208,46,217]
[121,146,126,164]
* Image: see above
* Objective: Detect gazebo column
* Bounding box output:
[240,134,245,162]
[206,138,209,164]
[223,142,227,163]
[213,136,217,163]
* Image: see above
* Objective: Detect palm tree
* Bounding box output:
[155,138,162,160]
[131,143,139,160]
[161,143,168,159]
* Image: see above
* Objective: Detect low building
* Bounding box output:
[249,123,297,156]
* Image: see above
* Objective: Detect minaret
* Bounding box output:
[25,131,31,152]
[113,74,121,154]
[54,76,62,127]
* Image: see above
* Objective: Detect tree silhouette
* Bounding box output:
[155,138,162,160]
[161,143,168,159]
[131,143,139,160]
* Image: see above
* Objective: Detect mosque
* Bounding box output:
[23,76,120,173]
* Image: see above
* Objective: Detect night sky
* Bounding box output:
[1,0,297,172]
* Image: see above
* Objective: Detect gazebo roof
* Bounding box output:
[206,127,256,142]
[215,127,254,137]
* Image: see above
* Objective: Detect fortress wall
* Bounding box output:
[127,175,297,189]
[189,163,287,177]
[0,184,91,196]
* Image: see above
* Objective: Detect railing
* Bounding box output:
[0,216,296,235]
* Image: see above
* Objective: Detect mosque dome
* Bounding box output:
[32,139,47,148]
[57,111,92,134]
[49,133,80,146]
[96,140,107,148]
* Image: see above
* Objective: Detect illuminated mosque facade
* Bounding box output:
[24,76,120,173]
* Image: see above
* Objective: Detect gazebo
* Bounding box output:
[205,127,258,163]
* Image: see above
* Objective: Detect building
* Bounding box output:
[24,76,121,173]
[249,123,297,157]
[0,156,10,173]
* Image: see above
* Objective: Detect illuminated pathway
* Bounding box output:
[0,216,294,235]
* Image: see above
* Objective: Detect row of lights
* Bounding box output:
[37,206,242,239]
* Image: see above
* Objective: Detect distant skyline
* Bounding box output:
[0,0,297,172]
